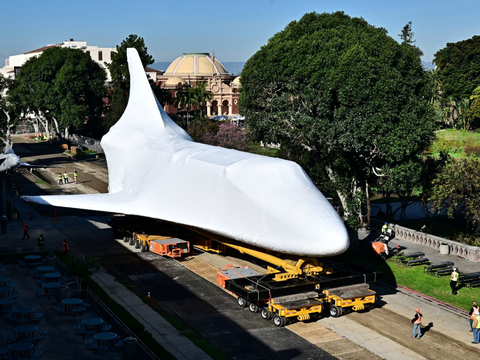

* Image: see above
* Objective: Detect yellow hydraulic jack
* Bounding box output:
[218,241,333,281]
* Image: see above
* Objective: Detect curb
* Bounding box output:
[396,284,469,318]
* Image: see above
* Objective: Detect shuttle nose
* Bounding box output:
[286,199,349,256]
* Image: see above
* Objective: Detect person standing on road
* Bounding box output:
[382,222,388,234]
[411,307,422,339]
[58,173,63,185]
[38,233,45,250]
[21,221,30,240]
[62,239,70,255]
[469,301,479,332]
[450,267,459,295]
[74,169,78,184]
[472,313,480,344]
[63,171,69,184]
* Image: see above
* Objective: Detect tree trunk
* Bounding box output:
[366,180,371,226]
[52,117,60,135]
[1,109,12,149]
[325,165,350,218]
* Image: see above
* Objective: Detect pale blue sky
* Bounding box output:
[1,0,478,65]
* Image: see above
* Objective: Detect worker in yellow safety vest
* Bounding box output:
[450,267,459,295]
[381,222,388,234]
[472,313,480,344]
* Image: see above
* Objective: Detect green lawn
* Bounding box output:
[428,129,480,158]
[384,259,479,311]
[339,247,479,313]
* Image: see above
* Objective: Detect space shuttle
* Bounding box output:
[23,48,349,257]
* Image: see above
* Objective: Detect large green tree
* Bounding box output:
[0,74,16,149]
[103,35,154,133]
[434,36,480,101]
[430,158,480,234]
[240,11,436,228]
[11,47,106,138]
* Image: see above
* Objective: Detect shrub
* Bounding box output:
[464,145,480,157]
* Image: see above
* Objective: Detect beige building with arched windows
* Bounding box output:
[156,53,241,117]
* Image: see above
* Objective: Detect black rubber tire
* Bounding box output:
[135,240,140,249]
[143,245,149,252]
[260,309,272,320]
[273,314,285,327]
[329,305,343,318]
[248,303,259,313]
[237,297,248,308]
[128,238,134,245]
[123,236,129,243]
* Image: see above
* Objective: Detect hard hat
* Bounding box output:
[384,222,388,225]
[415,308,420,312]
[453,267,457,271]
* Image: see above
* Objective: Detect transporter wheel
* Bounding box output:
[140,245,146,252]
[272,314,286,327]
[248,303,259,313]
[329,305,343,318]
[123,236,129,243]
[260,309,272,320]
[143,245,149,252]
[237,297,248,308]
[135,240,140,249]
[128,238,134,245]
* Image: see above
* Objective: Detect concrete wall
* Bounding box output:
[371,219,480,262]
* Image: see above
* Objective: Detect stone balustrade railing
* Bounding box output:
[370,219,480,263]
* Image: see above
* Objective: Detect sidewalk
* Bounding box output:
[1,171,212,360]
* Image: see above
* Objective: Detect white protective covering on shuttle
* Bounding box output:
[23,48,349,256]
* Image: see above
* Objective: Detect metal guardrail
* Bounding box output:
[86,288,160,360]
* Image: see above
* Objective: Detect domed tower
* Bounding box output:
[158,53,240,117]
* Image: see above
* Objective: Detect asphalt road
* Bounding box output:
[10,135,480,360]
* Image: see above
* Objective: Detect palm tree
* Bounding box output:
[176,84,195,124]
[191,82,214,118]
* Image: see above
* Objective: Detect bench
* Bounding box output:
[100,324,112,332]
[77,328,96,339]
[468,280,480,288]
[110,339,124,352]
[435,268,454,277]
[405,258,430,267]
[29,312,43,324]
[34,289,46,298]
[37,328,46,339]
[85,337,94,350]
[6,333,17,344]
[90,343,109,355]
[54,305,68,316]
[29,333,45,345]
[4,311,14,323]
[29,261,44,268]
[397,252,425,263]
[70,306,87,317]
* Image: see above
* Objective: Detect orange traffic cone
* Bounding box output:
[52,209,58,221]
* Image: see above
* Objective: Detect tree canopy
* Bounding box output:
[11,46,106,137]
[430,158,480,234]
[107,34,154,91]
[103,35,154,134]
[240,11,436,227]
[434,35,480,101]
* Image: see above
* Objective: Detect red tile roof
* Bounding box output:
[25,45,57,54]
